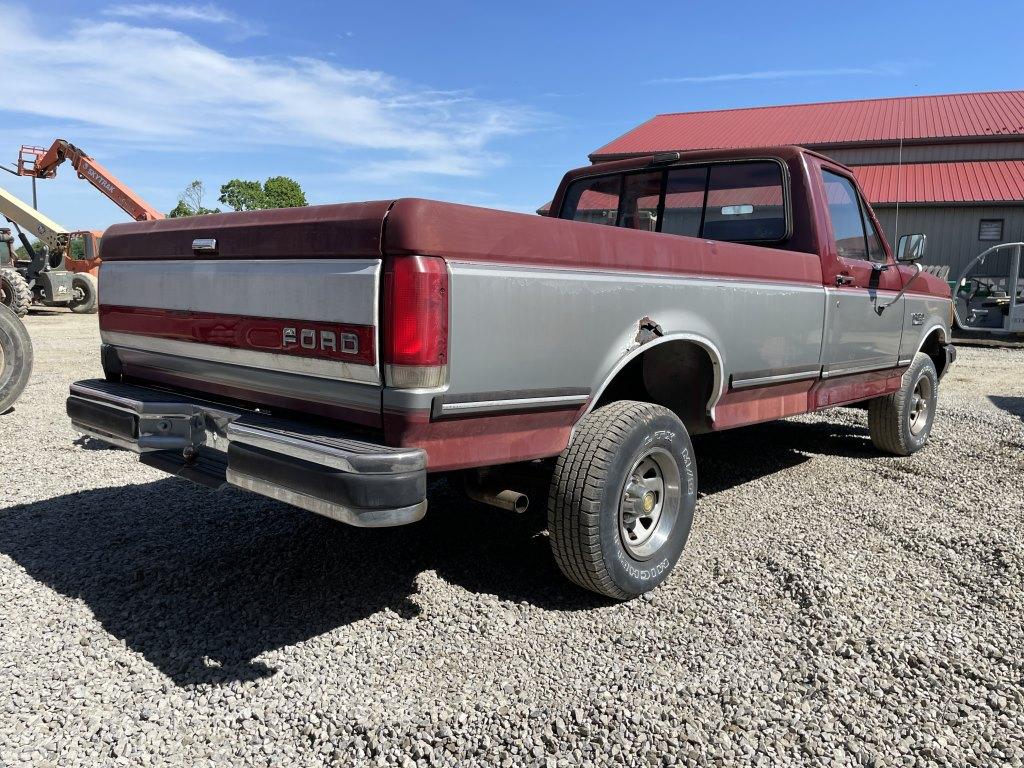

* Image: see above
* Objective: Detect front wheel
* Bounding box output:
[548,400,697,600]
[69,273,98,314]
[868,352,939,456]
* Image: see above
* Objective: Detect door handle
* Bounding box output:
[835,274,855,286]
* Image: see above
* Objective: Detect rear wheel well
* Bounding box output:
[592,340,716,434]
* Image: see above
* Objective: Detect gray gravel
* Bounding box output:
[2,311,1023,767]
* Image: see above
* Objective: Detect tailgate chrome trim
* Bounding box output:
[102,332,380,384]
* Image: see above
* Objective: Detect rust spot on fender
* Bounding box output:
[635,316,664,345]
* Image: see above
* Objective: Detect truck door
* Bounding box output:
[817,167,905,377]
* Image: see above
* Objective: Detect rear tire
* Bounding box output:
[868,352,938,456]
[69,273,98,314]
[548,400,697,600]
[1,268,31,318]
[0,304,33,413]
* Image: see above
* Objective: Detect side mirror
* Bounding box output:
[897,233,927,262]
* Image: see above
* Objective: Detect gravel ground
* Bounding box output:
[1,311,1022,767]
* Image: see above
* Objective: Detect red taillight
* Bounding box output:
[383,255,448,387]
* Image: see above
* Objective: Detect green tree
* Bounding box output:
[13,240,40,261]
[263,176,307,209]
[167,180,221,218]
[167,201,195,218]
[218,176,307,211]
[218,179,266,211]
[12,238,84,262]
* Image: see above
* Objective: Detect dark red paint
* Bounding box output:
[384,407,581,472]
[101,305,376,366]
[101,200,392,261]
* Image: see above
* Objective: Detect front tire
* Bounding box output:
[0,304,33,412]
[548,400,697,600]
[69,273,98,314]
[868,352,938,456]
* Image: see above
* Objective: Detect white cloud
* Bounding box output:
[0,4,536,180]
[102,2,264,38]
[104,3,234,23]
[652,64,908,84]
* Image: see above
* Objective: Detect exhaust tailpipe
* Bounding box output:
[465,484,530,514]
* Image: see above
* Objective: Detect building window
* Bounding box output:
[979,219,1004,241]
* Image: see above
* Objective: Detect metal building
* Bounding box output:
[591,91,1024,278]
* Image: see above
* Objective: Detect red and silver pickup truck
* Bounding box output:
[67,146,955,599]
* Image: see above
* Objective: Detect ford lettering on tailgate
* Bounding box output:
[99,306,375,366]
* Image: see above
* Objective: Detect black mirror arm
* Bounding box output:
[876,262,923,315]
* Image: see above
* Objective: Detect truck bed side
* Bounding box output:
[380,198,826,468]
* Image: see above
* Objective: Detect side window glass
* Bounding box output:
[560,175,621,226]
[619,172,663,231]
[661,166,708,237]
[701,161,786,242]
[822,170,868,260]
[859,199,886,262]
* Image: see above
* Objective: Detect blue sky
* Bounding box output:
[1,0,1022,230]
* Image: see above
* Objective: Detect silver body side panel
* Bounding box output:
[821,287,905,376]
[100,258,381,325]
[418,262,827,413]
[101,256,952,426]
[898,294,952,364]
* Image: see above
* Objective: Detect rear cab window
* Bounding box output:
[561,175,621,226]
[560,159,789,245]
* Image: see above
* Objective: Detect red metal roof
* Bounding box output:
[853,160,1024,204]
[592,91,1024,159]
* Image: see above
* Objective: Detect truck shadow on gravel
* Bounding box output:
[0,476,587,686]
[0,417,873,687]
[988,395,1024,422]
[693,416,875,493]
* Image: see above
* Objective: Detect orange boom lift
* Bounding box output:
[16,140,164,274]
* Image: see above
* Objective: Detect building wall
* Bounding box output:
[821,140,1024,166]
[873,204,1024,278]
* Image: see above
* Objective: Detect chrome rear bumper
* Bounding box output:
[67,379,427,527]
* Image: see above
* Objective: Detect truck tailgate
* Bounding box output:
[97,201,393,427]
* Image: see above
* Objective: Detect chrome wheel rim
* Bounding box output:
[618,448,681,560]
[909,375,933,436]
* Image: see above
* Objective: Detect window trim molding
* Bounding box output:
[857,190,887,263]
